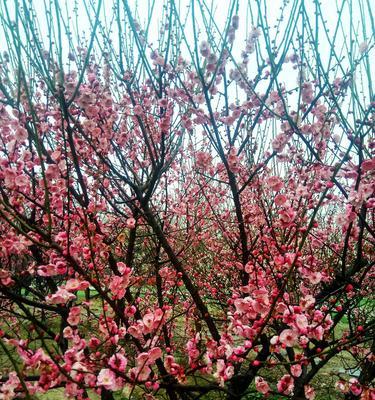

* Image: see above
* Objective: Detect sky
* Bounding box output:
[0,0,373,131]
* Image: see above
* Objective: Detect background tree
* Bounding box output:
[0,0,374,399]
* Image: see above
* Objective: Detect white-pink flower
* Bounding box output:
[97,368,116,390]
[126,218,136,229]
[277,374,294,395]
[65,279,90,292]
[295,314,309,332]
[148,347,162,363]
[63,326,74,339]
[309,325,324,341]
[308,271,322,285]
[279,207,296,226]
[67,306,81,326]
[305,385,316,399]
[128,365,152,382]
[143,313,155,332]
[279,329,298,347]
[300,295,315,310]
[255,376,270,394]
[46,288,76,304]
[251,288,270,315]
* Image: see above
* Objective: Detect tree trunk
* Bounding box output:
[101,389,115,400]
[226,374,254,399]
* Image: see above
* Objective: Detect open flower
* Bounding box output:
[277,374,294,395]
[295,314,309,332]
[126,218,136,229]
[305,385,316,399]
[108,353,128,372]
[97,369,117,390]
[267,176,283,191]
[279,329,298,347]
[65,279,90,292]
[46,288,76,304]
[67,306,81,326]
[291,364,302,377]
[255,376,270,394]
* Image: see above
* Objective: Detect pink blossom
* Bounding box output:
[117,262,131,276]
[279,207,296,227]
[196,151,212,169]
[275,193,288,206]
[302,82,314,103]
[227,148,240,172]
[270,335,279,345]
[0,371,20,399]
[38,264,57,277]
[148,347,162,363]
[255,376,270,394]
[224,365,234,380]
[164,355,184,380]
[272,133,289,153]
[70,361,88,380]
[109,276,126,299]
[214,359,234,384]
[128,323,143,339]
[15,127,28,142]
[307,271,322,285]
[109,272,131,299]
[67,306,81,326]
[277,374,294,395]
[133,105,143,116]
[46,288,76,304]
[291,364,302,377]
[234,297,252,313]
[295,314,309,332]
[199,41,211,58]
[143,312,155,332]
[15,175,28,187]
[126,218,136,229]
[65,279,90,292]
[267,176,283,191]
[300,295,315,310]
[3,168,17,188]
[349,378,362,396]
[252,288,270,315]
[361,158,375,172]
[279,329,298,347]
[108,353,128,372]
[37,262,67,277]
[299,335,309,347]
[128,365,152,382]
[54,231,68,243]
[309,325,324,341]
[97,368,117,390]
[63,326,74,339]
[305,385,316,399]
[187,336,200,363]
[45,164,60,180]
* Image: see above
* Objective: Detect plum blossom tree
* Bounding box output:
[0,0,374,399]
